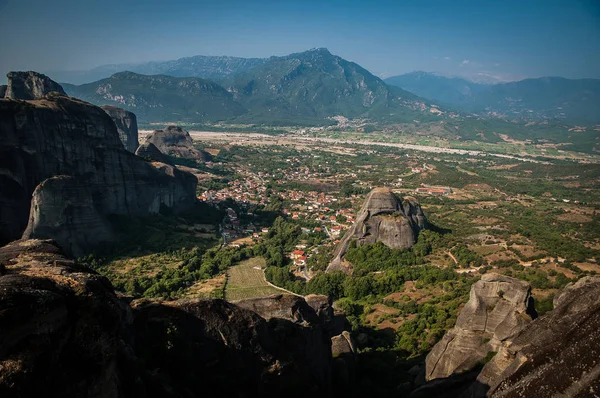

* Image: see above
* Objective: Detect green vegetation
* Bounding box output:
[225,257,283,301]
[451,243,485,268]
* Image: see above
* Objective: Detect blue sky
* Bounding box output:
[0,0,599,82]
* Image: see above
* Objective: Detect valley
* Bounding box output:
[1,11,599,392]
[78,126,600,394]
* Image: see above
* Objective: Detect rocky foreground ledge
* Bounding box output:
[0,239,335,397]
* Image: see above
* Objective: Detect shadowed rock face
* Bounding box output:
[0,239,125,398]
[0,240,334,397]
[101,105,139,152]
[470,276,600,398]
[5,71,66,100]
[327,187,427,273]
[135,141,173,164]
[0,85,6,97]
[0,72,197,256]
[143,125,212,161]
[425,273,536,381]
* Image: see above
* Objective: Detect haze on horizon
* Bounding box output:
[0,0,599,83]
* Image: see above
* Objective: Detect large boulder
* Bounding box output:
[0,239,335,397]
[0,72,197,256]
[101,105,139,152]
[425,273,536,381]
[472,276,600,397]
[143,125,212,161]
[327,187,427,273]
[4,71,66,100]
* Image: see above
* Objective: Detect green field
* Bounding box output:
[225,257,283,301]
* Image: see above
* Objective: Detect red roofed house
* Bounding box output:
[291,250,305,259]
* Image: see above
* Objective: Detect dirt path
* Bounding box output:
[262,270,303,297]
[447,251,458,265]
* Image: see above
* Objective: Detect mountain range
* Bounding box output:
[64,48,440,126]
[47,55,268,85]
[386,72,600,124]
[50,48,600,153]
[64,72,246,122]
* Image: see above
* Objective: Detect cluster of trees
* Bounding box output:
[451,243,485,268]
[502,266,571,290]
[253,216,302,267]
[344,242,420,272]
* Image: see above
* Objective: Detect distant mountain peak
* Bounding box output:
[307,47,331,54]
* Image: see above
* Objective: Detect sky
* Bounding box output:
[0,0,599,83]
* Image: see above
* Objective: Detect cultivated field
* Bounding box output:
[225,257,282,301]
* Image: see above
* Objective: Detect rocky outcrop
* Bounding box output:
[0,85,6,98]
[327,188,427,273]
[143,125,212,161]
[470,276,600,397]
[425,273,535,381]
[0,239,126,398]
[0,239,334,397]
[0,72,197,256]
[135,141,172,164]
[4,71,66,100]
[236,294,320,326]
[101,105,139,152]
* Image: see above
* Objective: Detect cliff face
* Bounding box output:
[143,125,212,161]
[5,71,66,100]
[327,188,427,273]
[425,273,536,381]
[0,239,334,397]
[472,276,600,398]
[0,72,197,256]
[101,105,139,152]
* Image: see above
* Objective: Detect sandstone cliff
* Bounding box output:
[143,125,212,161]
[5,71,66,100]
[0,71,197,256]
[425,273,536,381]
[0,239,334,397]
[471,276,600,397]
[327,187,427,273]
[101,105,139,152]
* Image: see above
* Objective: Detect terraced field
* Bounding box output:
[225,257,282,301]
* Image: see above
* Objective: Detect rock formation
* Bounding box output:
[135,141,173,164]
[471,276,600,397]
[425,273,536,381]
[331,331,355,356]
[0,85,6,97]
[327,187,427,273]
[0,71,197,256]
[143,125,213,161]
[0,239,126,398]
[236,293,320,326]
[0,239,334,397]
[101,105,139,152]
[4,71,66,100]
